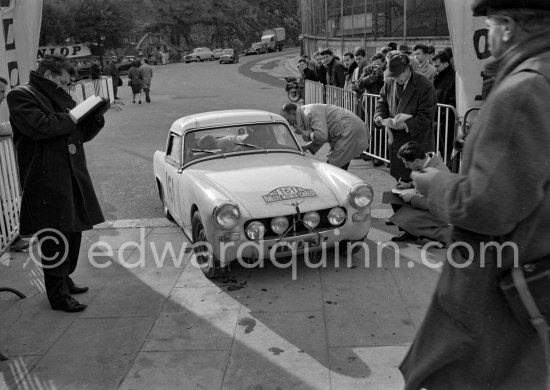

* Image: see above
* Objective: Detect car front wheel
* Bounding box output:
[191,211,221,279]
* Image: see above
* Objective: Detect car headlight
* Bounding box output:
[303,211,320,229]
[246,221,266,240]
[213,202,240,229]
[270,216,289,235]
[328,207,346,226]
[349,183,374,209]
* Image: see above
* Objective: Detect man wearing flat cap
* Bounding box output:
[400,1,550,389]
[373,51,437,183]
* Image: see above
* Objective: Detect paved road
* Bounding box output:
[87,48,393,221]
[86,49,302,221]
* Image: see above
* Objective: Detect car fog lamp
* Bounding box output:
[214,203,240,229]
[350,183,374,209]
[328,207,346,226]
[270,217,289,235]
[246,221,266,240]
[303,211,321,229]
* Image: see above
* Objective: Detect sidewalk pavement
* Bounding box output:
[0,213,443,390]
[0,54,438,390]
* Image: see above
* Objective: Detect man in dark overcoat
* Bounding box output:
[402,1,550,388]
[373,51,437,183]
[8,54,106,312]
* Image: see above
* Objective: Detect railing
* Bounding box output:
[325,85,357,113]
[360,93,460,171]
[303,83,462,169]
[67,76,114,105]
[0,136,21,254]
[304,80,324,105]
[362,93,390,163]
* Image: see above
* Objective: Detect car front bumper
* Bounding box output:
[212,211,372,266]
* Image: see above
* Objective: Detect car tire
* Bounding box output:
[196,57,201,63]
[159,186,174,222]
[192,211,221,279]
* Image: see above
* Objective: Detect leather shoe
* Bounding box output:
[52,298,87,313]
[391,232,419,242]
[69,285,89,294]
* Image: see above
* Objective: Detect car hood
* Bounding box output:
[189,153,345,218]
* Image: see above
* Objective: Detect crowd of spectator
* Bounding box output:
[297,41,457,245]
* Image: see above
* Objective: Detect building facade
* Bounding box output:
[300,0,450,58]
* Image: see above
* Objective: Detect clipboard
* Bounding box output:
[382,191,407,205]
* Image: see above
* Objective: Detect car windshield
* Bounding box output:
[183,123,300,163]
[222,49,233,55]
[193,48,204,53]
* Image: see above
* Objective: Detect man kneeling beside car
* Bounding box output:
[389,141,451,245]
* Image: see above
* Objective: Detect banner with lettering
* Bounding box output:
[0,0,43,121]
[444,0,493,116]
[38,44,91,60]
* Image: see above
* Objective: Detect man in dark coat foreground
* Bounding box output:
[401,1,550,388]
[8,54,106,312]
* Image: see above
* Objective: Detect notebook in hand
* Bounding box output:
[69,95,109,124]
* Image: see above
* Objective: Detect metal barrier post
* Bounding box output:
[434,103,459,164]
[361,93,389,163]
[0,137,21,253]
[304,80,325,105]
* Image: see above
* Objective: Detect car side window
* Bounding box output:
[166,133,182,164]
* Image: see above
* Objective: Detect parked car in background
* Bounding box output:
[184,47,215,63]
[116,56,137,75]
[219,49,238,64]
[244,42,267,55]
[153,109,373,278]
[212,49,223,60]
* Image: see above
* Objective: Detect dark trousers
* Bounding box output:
[113,84,118,99]
[143,87,151,102]
[38,231,82,308]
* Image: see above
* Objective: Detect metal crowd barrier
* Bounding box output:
[304,80,324,105]
[325,85,358,113]
[361,93,460,169]
[362,93,390,163]
[0,136,21,254]
[67,76,114,105]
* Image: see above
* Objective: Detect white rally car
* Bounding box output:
[153,110,373,278]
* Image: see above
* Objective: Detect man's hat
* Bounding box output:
[472,0,550,16]
[384,51,410,78]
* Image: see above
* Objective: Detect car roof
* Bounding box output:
[169,110,288,135]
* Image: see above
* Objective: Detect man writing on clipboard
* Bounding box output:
[7,54,108,312]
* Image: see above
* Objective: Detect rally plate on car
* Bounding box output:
[262,186,317,204]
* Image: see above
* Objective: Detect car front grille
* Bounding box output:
[244,208,346,240]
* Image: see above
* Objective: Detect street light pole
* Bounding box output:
[403,0,408,45]
[325,0,328,48]
[340,0,344,56]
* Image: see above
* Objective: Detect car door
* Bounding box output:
[163,133,184,225]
